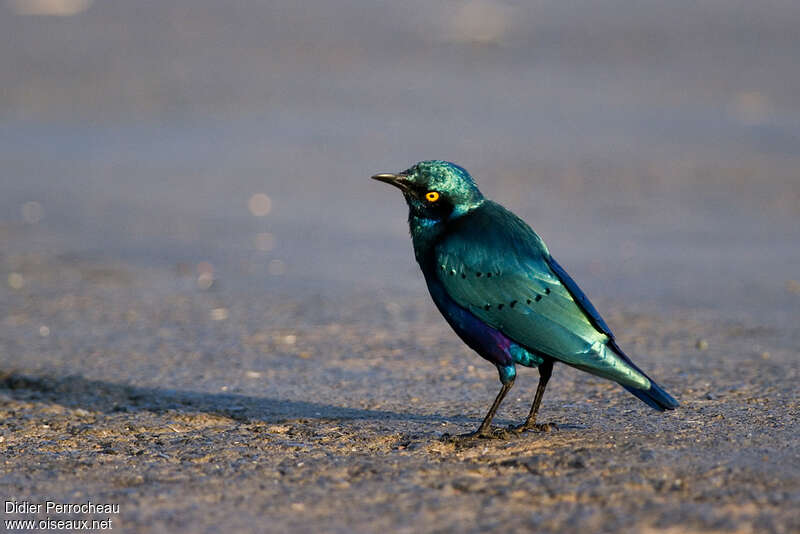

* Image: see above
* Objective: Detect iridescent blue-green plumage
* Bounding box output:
[372,160,677,436]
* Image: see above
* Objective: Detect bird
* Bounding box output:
[372,160,678,438]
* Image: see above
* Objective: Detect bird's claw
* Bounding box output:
[440,431,490,443]
[509,422,559,433]
[441,422,559,444]
[441,427,511,444]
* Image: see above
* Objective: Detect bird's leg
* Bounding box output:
[514,360,557,432]
[457,379,514,439]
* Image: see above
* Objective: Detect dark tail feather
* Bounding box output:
[609,340,679,411]
[622,382,679,411]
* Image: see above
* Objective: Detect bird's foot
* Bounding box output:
[509,422,559,434]
[441,427,510,444]
[440,431,490,443]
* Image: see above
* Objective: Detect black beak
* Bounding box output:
[371,173,410,192]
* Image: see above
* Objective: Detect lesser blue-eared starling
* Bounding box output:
[372,160,678,438]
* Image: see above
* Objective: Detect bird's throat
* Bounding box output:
[408,213,445,265]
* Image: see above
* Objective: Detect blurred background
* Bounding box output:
[1,0,799,329]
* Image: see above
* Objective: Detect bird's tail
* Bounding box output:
[609,340,679,411]
[621,381,679,411]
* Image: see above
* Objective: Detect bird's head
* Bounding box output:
[371,160,484,222]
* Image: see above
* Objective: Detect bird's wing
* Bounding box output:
[545,255,612,338]
[434,201,649,388]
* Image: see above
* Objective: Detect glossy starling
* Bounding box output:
[372,160,678,438]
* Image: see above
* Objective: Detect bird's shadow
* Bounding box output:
[0,371,490,428]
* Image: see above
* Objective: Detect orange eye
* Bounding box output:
[425,191,440,202]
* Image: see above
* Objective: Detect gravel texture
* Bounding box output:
[1,252,797,533]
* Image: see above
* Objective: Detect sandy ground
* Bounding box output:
[1,248,797,533]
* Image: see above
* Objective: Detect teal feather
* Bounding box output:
[434,200,651,390]
[374,160,678,417]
